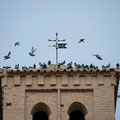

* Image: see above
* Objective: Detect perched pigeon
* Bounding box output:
[33,64,36,69]
[22,66,28,70]
[78,39,85,43]
[106,63,111,68]
[29,66,33,69]
[60,60,65,65]
[15,42,20,46]
[57,63,61,68]
[102,65,106,69]
[102,63,110,69]
[29,47,37,56]
[93,54,102,60]
[117,95,120,98]
[90,64,93,68]
[116,63,120,69]
[67,62,72,69]
[79,64,84,69]
[74,62,81,68]
[67,61,72,66]
[15,64,19,69]
[4,51,11,60]
[48,60,51,65]
[85,65,90,69]
[39,62,47,69]
[3,66,11,69]
[92,65,98,70]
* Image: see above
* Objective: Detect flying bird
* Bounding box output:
[15,42,20,46]
[93,54,102,60]
[29,47,37,56]
[78,39,85,43]
[4,51,11,60]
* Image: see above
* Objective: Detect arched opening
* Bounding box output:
[67,102,88,120]
[31,102,51,120]
[33,111,48,120]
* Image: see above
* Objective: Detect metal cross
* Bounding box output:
[48,33,67,66]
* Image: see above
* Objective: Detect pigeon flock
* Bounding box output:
[2,38,120,70]
[4,42,37,60]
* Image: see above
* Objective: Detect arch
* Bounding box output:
[67,102,88,120]
[31,102,52,116]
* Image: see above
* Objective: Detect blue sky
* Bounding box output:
[0,0,120,119]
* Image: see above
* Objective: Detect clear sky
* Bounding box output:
[0,0,120,119]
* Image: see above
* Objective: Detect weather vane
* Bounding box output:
[48,33,67,66]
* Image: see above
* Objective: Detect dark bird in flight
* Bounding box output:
[29,47,37,56]
[78,39,85,43]
[93,54,102,60]
[4,51,11,60]
[15,42,20,46]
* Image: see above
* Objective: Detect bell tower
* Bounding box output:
[0,66,119,120]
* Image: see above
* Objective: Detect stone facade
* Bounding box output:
[0,66,119,120]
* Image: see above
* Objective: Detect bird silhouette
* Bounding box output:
[29,47,37,56]
[39,62,47,69]
[67,62,72,66]
[4,51,11,60]
[102,65,106,69]
[15,42,20,46]
[106,63,111,68]
[57,63,61,68]
[74,62,81,68]
[60,60,65,65]
[22,66,28,70]
[78,39,85,43]
[116,63,120,69]
[15,64,19,69]
[48,60,51,65]
[33,64,36,69]
[117,95,120,98]
[93,54,102,60]
[67,62,72,69]
[90,64,93,68]
[3,66,11,69]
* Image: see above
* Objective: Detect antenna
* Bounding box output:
[48,33,67,66]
